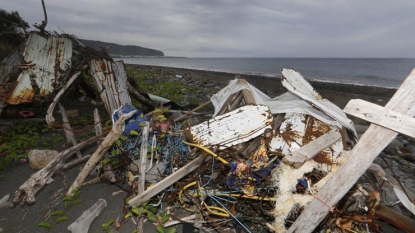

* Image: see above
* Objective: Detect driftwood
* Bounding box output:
[13,134,103,204]
[46,70,83,126]
[174,100,212,122]
[344,98,415,138]
[137,122,149,232]
[287,68,415,232]
[67,199,107,233]
[67,110,137,196]
[129,154,211,207]
[286,128,342,163]
[58,102,82,158]
[127,81,157,108]
[375,205,415,233]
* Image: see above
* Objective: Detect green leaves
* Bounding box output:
[50,209,64,216]
[166,228,177,233]
[56,216,68,223]
[156,225,165,233]
[160,213,170,224]
[72,199,82,205]
[37,221,51,229]
[147,213,159,223]
[130,130,139,136]
[101,219,114,230]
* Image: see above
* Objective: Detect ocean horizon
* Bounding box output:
[118,57,415,88]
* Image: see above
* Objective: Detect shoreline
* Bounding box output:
[125,64,397,110]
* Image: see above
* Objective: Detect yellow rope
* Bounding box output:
[182,140,229,165]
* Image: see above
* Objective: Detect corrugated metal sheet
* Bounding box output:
[269,112,345,164]
[6,33,73,105]
[90,59,131,114]
[184,105,273,148]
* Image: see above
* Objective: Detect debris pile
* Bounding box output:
[2,30,415,233]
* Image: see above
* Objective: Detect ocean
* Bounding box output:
[118,57,415,88]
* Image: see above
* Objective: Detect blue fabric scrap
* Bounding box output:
[112,105,148,134]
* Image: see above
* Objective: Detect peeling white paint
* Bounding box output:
[185,105,273,148]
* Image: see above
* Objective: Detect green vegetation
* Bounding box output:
[0,121,61,169]
[126,67,216,108]
[126,68,196,103]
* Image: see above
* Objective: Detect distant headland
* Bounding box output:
[80,39,164,57]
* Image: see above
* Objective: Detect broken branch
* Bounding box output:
[67,110,137,196]
[13,134,104,204]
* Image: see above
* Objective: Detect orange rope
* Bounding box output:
[314,194,334,212]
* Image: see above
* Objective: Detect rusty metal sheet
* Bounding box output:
[184,105,273,148]
[90,59,131,114]
[6,33,73,105]
[281,68,358,140]
[269,112,344,164]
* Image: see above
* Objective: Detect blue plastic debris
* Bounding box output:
[112,105,148,134]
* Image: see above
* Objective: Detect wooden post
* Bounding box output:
[59,102,82,158]
[287,68,415,233]
[93,108,103,146]
[137,122,149,232]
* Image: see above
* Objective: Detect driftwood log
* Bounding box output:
[46,70,82,126]
[67,110,137,196]
[13,134,104,204]
[68,199,107,233]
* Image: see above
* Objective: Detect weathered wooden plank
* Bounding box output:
[129,154,211,207]
[93,108,103,146]
[137,122,149,232]
[344,99,415,138]
[287,68,415,233]
[287,128,342,163]
[59,102,82,158]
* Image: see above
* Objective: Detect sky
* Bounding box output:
[3,0,415,58]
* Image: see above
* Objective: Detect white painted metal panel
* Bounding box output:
[7,33,72,104]
[270,112,344,163]
[184,105,273,148]
[113,61,131,106]
[90,59,132,114]
[269,113,306,155]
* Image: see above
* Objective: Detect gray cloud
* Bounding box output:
[3,0,415,57]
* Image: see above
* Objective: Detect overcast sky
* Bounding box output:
[4,0,415,58]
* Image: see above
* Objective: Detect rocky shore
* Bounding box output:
[125,64,397,110]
